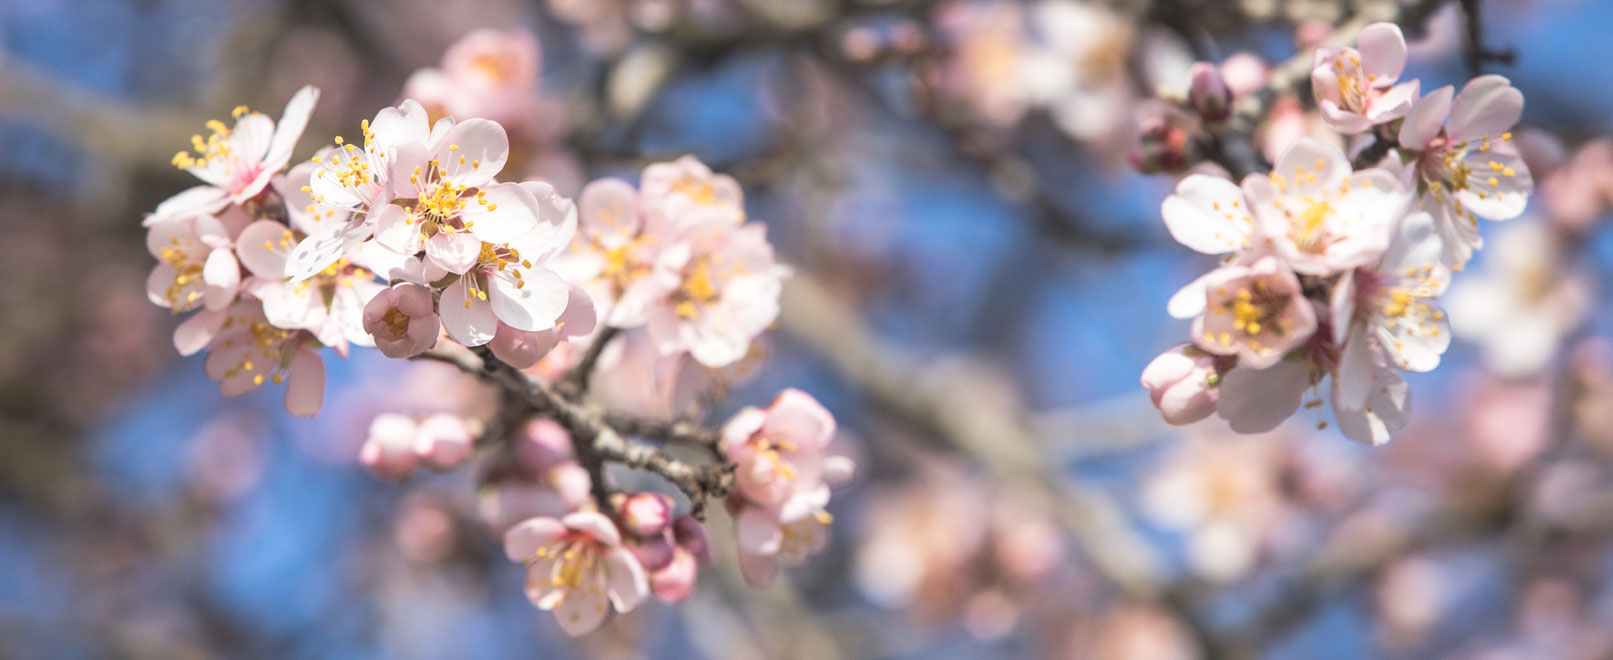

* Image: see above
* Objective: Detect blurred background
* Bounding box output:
[4,0,1613,657]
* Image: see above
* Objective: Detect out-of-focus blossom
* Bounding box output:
[362,412,421,479]
[1130,102,1200,174]
[504,513,649,636]
[1445,220,1592,377]
[1310,23,1418,134]
[413,413,473,471]
[145,213,242,314]
[1541,138,1613,231]
[150,86,320,225]
[1142,433,1287,581]
[1397,75,1531,266]
[723,389,854,588]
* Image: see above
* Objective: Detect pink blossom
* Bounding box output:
[516,418,575,474]
[361,413,420,479]
[1140,343,1221,425]
[362,284,440,358]
[200,300,327,417]
[721,389,838,513]
[433,182,580,347]
[145,214,241,314]
[1244,138,1410,275]
[1331,212,1452,416]
[1397,75,1532,265]
[549,177,684,327]
[487,283,597,368]
[503,512,649,636]
[723,390,854,588]
[644,208,788,367]
[236,219,384,355]
[148,86,319,225]
[1310,23,1419,134]
[1189,257,1318,369]
[414,413,473,471]
[640,155,744,214]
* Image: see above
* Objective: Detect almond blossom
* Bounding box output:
[721,389,855,587]
[234,218,383,355]
[1396,75,1532,266]
[1445,220,1592,377]
[549,177,675,327]
[644,206,788,368]
[504,513,649,636]
[362,284,440,359]
[640,155,744,214]
[1310,23,1419,134]
[1331,211,1451,401]
[200,300,326,417]
[1190,257,1318,369]
[1245,138,1410,275]
[145,213,243,314]
[149,86,319,225]
[433,184,580,347]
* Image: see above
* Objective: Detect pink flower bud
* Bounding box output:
[1219,52,1268,99]
[621,492,674,538]
[414,413,473,472]
[1140,343,1221,425]
[548,461,593,509]
[361,413,419,479]
[672,515,710,564]
[628,535,676,572]
[362,284,440,359]
[516,418,573,474]
[650,548,698,603]
[1189,62,1231,123]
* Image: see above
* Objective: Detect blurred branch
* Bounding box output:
[779,272,1168,597]
[1457,0,1518,77]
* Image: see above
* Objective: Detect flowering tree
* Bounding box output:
[8,0,1613,656]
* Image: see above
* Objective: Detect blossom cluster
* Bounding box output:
[1142,23,1532,445]
[141,27,848,636]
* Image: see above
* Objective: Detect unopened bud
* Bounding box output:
[1189,62,1232,124]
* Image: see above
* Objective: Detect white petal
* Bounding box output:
[463,182,540,243]
[440,276,498,346]
[1447,75,1523,144]
[1161,174,1253,254]
[1332,369,1410,446]
[264,86,319,171]
[433,118,508,187]
[489,266,569,332]
[1398,85,1454,148]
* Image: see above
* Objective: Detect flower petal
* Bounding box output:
[265,86,319,171]
[439,276,499,346]
[1357,22,1407,83]
[1398,85,1454,148]
[463,182,539,244]
[284,348,325,417]
[433,118,509,187]
[1447,75,1523,144]
[503,517,566,562]
[1161,174,1254,254]
[604,547,650,612]
[1215,361,1308,433]
[490,265,569,332]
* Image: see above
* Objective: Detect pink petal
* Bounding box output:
[489,265,568,332]
[1215,361,1308,433]
[1398,85,1454,148]
[235,220,295,279]
[174,308,227,356]
[604,547,650,612]
[426,231,481,275]
[1356,22,1407,83]
[563,511,623,547]
[284,348,325,417]
[504,517,567,562]
[1447,75,1523,144]
[579,178,642,248]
